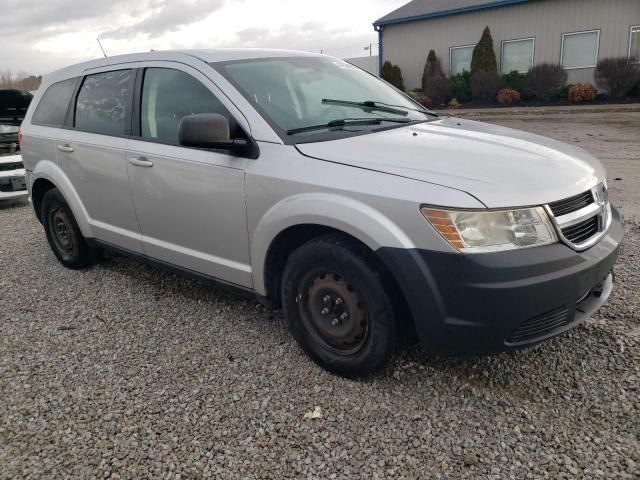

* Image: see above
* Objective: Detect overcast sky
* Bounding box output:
[0,0,408,76]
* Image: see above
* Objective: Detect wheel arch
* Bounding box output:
[252,194,418,326]
[30,162,93,238]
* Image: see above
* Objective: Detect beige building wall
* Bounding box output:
[381,0,640,90]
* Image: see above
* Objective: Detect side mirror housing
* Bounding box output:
[178,113,257,158]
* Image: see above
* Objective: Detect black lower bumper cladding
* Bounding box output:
[377,207,624,355]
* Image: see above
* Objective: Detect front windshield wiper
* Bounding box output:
[322,98,409,116]
[286,117,412,135]
[322,99,438,117]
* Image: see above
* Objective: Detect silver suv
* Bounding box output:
[21,50,623,377]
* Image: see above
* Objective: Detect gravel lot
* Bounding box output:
[1,111,639,479]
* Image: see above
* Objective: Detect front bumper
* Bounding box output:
[0,168,28,201]
[377,207,624,355]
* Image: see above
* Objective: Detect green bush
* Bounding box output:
[450,71,472,103]
[471,70,501,102]
[471,26,497,73]
[421,50,452,105]
[523,63,567,100]
[595,57,640,97]
[381,61,405,91]
[501,70,526,93]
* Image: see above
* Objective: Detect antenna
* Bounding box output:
[96,37,108,58]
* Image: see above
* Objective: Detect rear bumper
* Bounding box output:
[377,207,624,355]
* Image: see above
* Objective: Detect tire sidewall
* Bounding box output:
[41,189,88,268]
[282,237,397,377]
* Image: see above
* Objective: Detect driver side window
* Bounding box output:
[140,68,236,145]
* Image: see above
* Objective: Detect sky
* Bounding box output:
[0,0,408,77]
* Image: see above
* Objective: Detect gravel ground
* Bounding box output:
[1,112,639,479]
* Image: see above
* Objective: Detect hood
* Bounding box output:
[295,117,605,208]
[0,89,33,126]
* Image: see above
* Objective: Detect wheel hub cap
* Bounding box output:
[300,272,368,354]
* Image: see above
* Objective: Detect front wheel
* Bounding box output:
[282,234,399,378]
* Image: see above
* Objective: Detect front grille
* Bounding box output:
[508,304,574,344]
[0,161,23,172]
[548,190,594,216]
[561,216,599,245]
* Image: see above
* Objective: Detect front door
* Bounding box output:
[125,63,252,287]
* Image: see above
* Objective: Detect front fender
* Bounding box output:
[250,192,416,295]
[31,160,93,239]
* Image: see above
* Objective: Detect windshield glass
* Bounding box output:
[211,56,434,141]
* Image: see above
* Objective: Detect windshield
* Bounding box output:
[211,56,434,142]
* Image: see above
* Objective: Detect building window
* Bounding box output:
[449,45,474,75]
[501,38,535,73]
[630,25,640,63]
[561,30,600,69]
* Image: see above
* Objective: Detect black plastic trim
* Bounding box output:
[88,239,257,300]
[375,207,624,355]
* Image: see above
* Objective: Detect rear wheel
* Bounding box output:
[41,188,101,269]
[282,234,398,378]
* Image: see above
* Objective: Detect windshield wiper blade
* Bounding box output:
[322,99,410,116]
[286,117,412,135]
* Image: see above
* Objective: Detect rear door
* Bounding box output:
[55,65,143,253]
[125,62,252,287]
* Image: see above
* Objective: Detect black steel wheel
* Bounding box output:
[282,234,398,378]
[41,188,100,269]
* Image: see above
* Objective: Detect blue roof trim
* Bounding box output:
[373,0,530,27]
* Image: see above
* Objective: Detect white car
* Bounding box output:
[0,89,32,201]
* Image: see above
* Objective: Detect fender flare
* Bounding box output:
[31,161,93,239]
[250,193,416,295]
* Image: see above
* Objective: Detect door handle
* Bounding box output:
[128,157,154,168]
[57,144,74,153]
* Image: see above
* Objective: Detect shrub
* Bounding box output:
[423,76,452,105]
[523,63,567,100]
[471,26,497,73]
[568,83,597,103]
[502,70,526,93]
[421,50,452,105]
[450,71,472,103]
[471,70,501,102]
[381,61,405,90]
[417,95,433,107]
[448,98,461,107]
[496,88,521,105]
[595,57,640,97]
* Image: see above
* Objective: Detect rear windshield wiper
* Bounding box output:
[322,99,409,116]
[286,117,412,135]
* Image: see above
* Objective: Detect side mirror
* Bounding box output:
[178,113,250,154]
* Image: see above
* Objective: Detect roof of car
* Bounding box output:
[43,48,323,84]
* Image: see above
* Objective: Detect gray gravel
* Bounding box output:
[1,113,639,479]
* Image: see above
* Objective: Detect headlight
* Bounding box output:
[421,206,558,253]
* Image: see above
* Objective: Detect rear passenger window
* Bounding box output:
[75,70,132,136]
[31,78,77,126]
[141,68,231,145]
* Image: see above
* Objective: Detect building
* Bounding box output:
[344,55,380,76]
[374,0,640,90]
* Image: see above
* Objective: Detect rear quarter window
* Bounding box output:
[75,70,132,136]
[31,78,78,126]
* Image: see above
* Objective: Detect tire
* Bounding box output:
[41,188,100,269]
[282,234,399,378]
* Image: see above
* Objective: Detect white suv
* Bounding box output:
[20,50,623,377]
